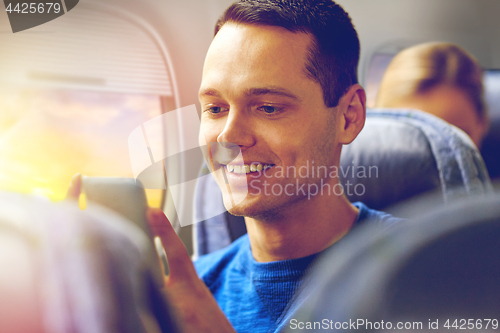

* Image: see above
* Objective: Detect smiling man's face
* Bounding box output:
[199,23,342,219]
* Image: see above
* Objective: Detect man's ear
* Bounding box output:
[337,84,366,145]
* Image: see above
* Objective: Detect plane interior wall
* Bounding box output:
[107,0,500,109]
[337,0,500,84]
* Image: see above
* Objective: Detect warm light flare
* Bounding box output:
[0,88,164,207]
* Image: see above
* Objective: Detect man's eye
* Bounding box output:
[205,106,227,114]
[259,105,280,114]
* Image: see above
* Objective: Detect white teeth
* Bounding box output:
[226,163,273,174]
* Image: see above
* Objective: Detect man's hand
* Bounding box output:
[66,173,82,200]
[66,174,232,331]
[147,208,236,333]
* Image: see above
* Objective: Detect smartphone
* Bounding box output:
[81,176,151,236]
[81,176,168,273]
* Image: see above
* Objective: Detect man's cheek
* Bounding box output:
[198,127,207,148]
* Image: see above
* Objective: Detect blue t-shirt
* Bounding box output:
[194,202,402,333]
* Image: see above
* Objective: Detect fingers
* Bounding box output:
[66,174,82,200]
[147,207,197,280]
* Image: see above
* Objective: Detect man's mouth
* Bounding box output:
[225,163,274,174]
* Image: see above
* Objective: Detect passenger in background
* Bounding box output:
[375,42,489,148]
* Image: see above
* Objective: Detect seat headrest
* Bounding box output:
[340,109,491,210]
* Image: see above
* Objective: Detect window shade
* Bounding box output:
[0,2,174,96]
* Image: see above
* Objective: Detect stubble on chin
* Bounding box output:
[223,192,306,223]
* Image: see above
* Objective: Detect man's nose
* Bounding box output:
[217,108,255,149]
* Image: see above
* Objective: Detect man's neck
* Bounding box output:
[244,191,359,262]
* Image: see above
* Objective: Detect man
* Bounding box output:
[148,1,402,332]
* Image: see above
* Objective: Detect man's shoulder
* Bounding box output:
[194,234,250,286]
[352,201,404,228]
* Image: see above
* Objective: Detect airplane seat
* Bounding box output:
[342,108,491,208]
[287,192,500,331]
[0,192,179,333]
[193,109,493,258]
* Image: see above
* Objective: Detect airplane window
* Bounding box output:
[0,2,180,209]
[0,88,165,206]
[483,70,500,118]
[481,70,500,180]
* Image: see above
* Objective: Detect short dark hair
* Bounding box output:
[215,0,360,108]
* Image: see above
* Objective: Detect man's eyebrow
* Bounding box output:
[198,87,301,101]
[245,87,300,100]
[199,88,221,98]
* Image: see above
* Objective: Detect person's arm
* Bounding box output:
[147,208,236,333]
[67,174,235,333]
